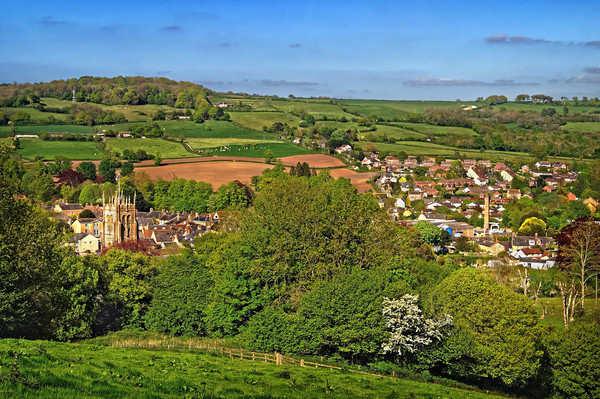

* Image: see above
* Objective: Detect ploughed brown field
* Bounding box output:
[72,154,345,169]
[73,154,375,192]
[139,161,275,188]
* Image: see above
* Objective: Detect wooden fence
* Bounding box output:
[219,347,392,379]
[104,339,394,379]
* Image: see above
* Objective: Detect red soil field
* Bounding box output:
[138,161,274,188]
[72,154,344,169]
[329,169,378,193]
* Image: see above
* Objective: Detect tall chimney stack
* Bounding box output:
[484,194,490,233]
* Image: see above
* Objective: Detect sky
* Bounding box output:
[1,0,599,101]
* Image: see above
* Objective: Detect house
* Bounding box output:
[552,161,567,171]
[439,222,475,238]
[403,157,418,168]
[335,144,352,154]
[440,161,453,170]
[72,233,100,254]
[394,197,406,208]
[511,234,554,250]
[477,160,492,168]
[408,191,423,201]
[463,159,477,169]
[421,159,436,167]
[494,162,508,172]
[506,189,522,199]
[567,192,577,201]
[71,218,102,236]
[500,168,516,182]
[512,247,543,258]
[414,180,436,188]
[467,167,488,186]
[472,237,510,255]
[54,203,85,218]
[535,161,551,169]
[385,155,400,165]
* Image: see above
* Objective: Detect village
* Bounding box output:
[44,148,597,274]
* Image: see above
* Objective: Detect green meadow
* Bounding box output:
[560,121,600,133]
[195,142,316,158]
[228,111,301,131]
[105,138,194,159]
[0,338,499,399]
[16,139,102,161]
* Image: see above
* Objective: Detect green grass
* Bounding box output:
[12,125,94,134]
[0,106,67,122]
[272,100,351,118]
[0,338,499,398]
[158,120,268,140]
[388,123,479,137]
[337,100,476,119]
[535,297,600,330]
[357,140,578,163]
[196,142,316,158]
[105,138,194,159]
[0,126,12,138]
[229,111,301,131]
[490,102,598,114]
[561,122,600,133]
[16,139,102,161]
[41,98,173,122]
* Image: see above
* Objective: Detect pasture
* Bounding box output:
[105,138,194,159]
[561,121,600,133]
[16,139,102,161]
[0,106,67,122]
[228,111,301,131]
[272,100,351,119]
[41,97,172,122]
[194,142,315,158]
[12,124,94,134]
[0,338,497,399]
[361,140,578,164]
[337,100,476,120]
[159,120,268,139]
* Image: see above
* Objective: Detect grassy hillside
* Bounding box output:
[17,139,102,161]
[105,138,194,159]
[0,338,500,399]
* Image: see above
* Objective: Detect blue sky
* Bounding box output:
[1,0,599,100]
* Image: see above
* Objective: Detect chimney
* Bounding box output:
[484,194,490,233]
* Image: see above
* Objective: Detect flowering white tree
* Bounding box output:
[382,294,452,356]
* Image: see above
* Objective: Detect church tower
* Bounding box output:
[102,188,138,247]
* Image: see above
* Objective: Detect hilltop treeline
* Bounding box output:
[0,76,213,107]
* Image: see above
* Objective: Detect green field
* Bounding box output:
[389,123,478,137]
[337,100,477,120]
[0,338,497,399]
[272,100,351,119]
[187,138,279,149]
[360,140,578,163]
[41,97,172,123]
[13,124,94,135]
[195,142,316,158]
[229,111,301,131]
[17,139,102,161]
[561,121,600,133]
[490,102,598,114]
[158,120,268,140]
[105,138,194,159]
[0,106,67,122]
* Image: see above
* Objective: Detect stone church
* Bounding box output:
[102,189,138,247]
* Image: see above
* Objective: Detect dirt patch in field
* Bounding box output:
[280,154,345,168]
[138,161,275,187]
[329,169,378,193]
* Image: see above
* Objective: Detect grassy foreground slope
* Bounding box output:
[0,339,498,399]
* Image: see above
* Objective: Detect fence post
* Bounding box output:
[300,359,304,367]
[276,352,282,365]
[392,371,396,378]
[252,352,255,362]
